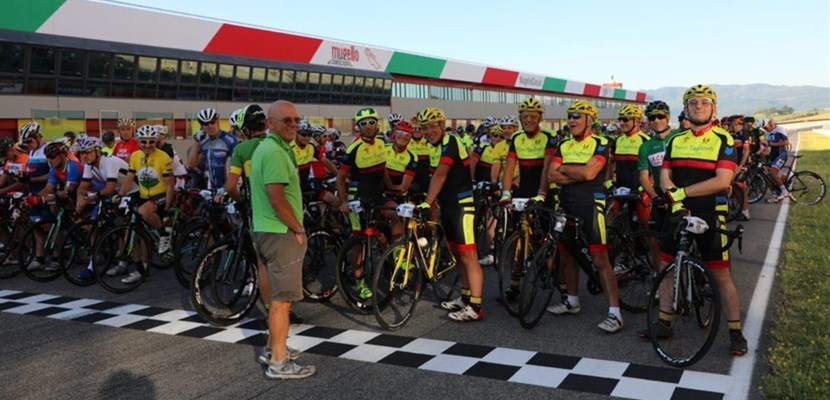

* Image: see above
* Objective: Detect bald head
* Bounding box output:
[267,100,300,142]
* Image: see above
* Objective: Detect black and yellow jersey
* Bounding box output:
[663,125,737,211]
[508,129,556,197]
[341,137,387,201]
[611,130,650,190]
[291,142,326,184]
[553,134,610,204]
[431,133,473,204]
[385,146,417,187]
[408,137,432,190]
[471,143,494,182]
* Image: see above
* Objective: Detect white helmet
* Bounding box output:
[196,108,218,124]
[482,115,497,128]
[135,125,159,139]
[298,120,312,132]
[228,108,244,129]
[77,136,103,152]
[499,115,519,126]
[153,125,169,137]
[388,113,403,125]
[19,121,42,140]
[326,128,340,140]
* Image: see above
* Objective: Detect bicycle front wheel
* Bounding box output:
[335,235,384,314]
[726,183,744,222]
[172,220,214,289]
[613,230,660,314]
[646,257,721,367]
[19,220,63,282]
[498,230,533,317]
[93,225,151,293]
[60,220,97,286]
[518,240,559,329]
[190,241,258,326]
[372,240,423,330]
[746,173,767,204]
[302,229,340,301]
[787,170,825,205]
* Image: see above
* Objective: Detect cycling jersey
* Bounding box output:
[431,133,474,205]
[507,130,556,197]
[637,131,678,195]
[101,145,114,157]
[309,144,330,179]
[471,143,494,182]
[82,155,137,194]
[198,131,238,189]
[158,143,187,177]
[732,129,751,163]
[553,134,610,204]
[385,146,417,187]
[229,136,266,178]
[748,127,766,154]
[112,138,141,163]
[292,141,327,187]
[26,144,50,194]
[612,129,650,190]
[460,134,474,150]
[47,158,83,192]
[662,125,737,211]
[2,153,28,180]
[766,128,788,160]
[409,137,431,191]
[340,137,387,202]
[129,150,173,199]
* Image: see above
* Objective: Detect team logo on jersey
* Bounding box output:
[137,167,160,188]
[724,147,734,155]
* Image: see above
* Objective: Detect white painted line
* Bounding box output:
[726,131,801,399]
[0,289,20,298]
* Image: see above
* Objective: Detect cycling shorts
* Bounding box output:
[441,194,477,252]
[659,201,730,269]
[559,194,607,253]
[770,152,787,170]
[138,194,168,219]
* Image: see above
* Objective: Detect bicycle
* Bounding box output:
[18,196,79,282]
[0,193,33,279]
[300,186,343,301]
[172,189,232,288]
[645,214,743,367]
[497,198,547,317]
[60,195,123,286]
[371,203,459,330]
[742,154,825,205]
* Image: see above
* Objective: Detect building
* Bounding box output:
[0,0,647,139]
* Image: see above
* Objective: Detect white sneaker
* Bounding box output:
[546,301,581,315]
[106,263,127,276]
[27,260,46,271]
[478,254,494,266]
[598,313,624,333]
[242,282,254,297]
[440,296,466,311]
[120,271,143,284]
[157,236,172,254]
[448,305,483,322]
[45,260,60,272]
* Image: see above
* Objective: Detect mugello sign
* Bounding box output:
[310,40,392,71]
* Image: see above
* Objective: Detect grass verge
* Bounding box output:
[762,132,830,399]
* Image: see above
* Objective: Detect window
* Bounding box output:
[113,54,135,80]
[308,72,320,92]
[343,75,354,94]
[319,73,332,103]
[383,79,392,96]
[354,76,364,94]
[280,70,294,91]
[86,51,110,79]
[59,49,84,77]
[137,56,157,82]
[233,65,251,101]
[0,42,24,74]
[159,59,178,83]
[200,62,216,85]
[294,71,308,91]
[180,60,198,84]
[111,81,134,98]
[235,65,250,83]
[30,46,56,75]
[217,64,233,86]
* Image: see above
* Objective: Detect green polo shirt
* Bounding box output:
[250,133,302,233]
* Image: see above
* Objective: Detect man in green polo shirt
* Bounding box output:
[638,100,677,236]
[250,100,315,380]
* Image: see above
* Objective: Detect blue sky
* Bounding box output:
[120,0,830,91]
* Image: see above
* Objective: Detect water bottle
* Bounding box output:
[418,237,428,248]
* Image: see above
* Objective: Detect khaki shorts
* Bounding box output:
[254,232,307,302]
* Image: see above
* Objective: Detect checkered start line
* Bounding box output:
[0,289,729,400]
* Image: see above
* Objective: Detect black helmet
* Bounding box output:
[465,124,475,133]
[456,126,464,134]
[241,104,266,131]
[678,110,687,122]
[102,130,116,143]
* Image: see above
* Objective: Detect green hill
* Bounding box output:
[644,84,830,117]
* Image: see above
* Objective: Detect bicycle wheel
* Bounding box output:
[491,206,510,271]
[498,230,533,317]
[746,173,767,204]
[646,257,721,367]
[19,220,63,282]
[190,241,259,326]
[60,220,97,286]
[172,220,214,288]
[430,231,459,302]
[726,183,744,222]
[613,229,659,313]
[93,225,151,294]
[787,170,825,205]
[518,240,559,329]
[0,223,24,279]
[302,229,340,301]
[335,235,384,314]
[372,240,422,330]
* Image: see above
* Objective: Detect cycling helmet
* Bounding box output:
[196,108,218,124]
[241,104,266,131]
[409,114,421,126]
[677,110,687,122]
[117,117,136,128]
[395,120,415,134]
[489,125,504,135]
[0,137,15,155]
[44,140,68,158]
[591,121,603,132]
[567,100,599,120]
[606,123,619,133]
[135,125,158,140]
[500,115,519,126]
[19,121,42,140]
[465,124,475,133]
[519,97,544,114]
[482,115,498,128]
[732,115,744,123]
[419,107,446,125]
[645,100,671,116]
[456,126,464,134]
[153,125,169,137]
[297,119,312,132]
[745,116,755,124]
[76,132,88,141]
[683,84,717,105]
[618,104,643,119]
[355,107,379,122]
[326,128,340,141]
[77,136,103,152]
[311,125,326,138]
[388,112,403,126]
[228,108,244,129]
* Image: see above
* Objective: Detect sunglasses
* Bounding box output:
[648,115,667,121]
[139,140,156,145]
[492,134,506,139]
[298,133,312,137]
[567,113,583,120]
[199,120,217,126]
[618,118,633,123]
[358,119,377,127]
[22,139,34,144]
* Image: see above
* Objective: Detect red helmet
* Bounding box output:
[395,120,414,134]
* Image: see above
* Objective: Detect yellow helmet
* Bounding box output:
[683,84,717,105]
[519,97,544,114]
[567,100,598,120]
[354,107,379,122]
[489,125,503,134]
[419,107,446,125]
[618,104,643,119]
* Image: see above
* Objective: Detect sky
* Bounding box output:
[119,0,830,91]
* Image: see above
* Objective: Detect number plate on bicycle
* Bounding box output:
[683,216,709,234]
[348,200,363,213]
[396,203,415,218]
[512,198,529,211]
[614,187,632,196]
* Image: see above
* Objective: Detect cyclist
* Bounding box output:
[643,84,747,356]
[499,99,556,208]
[764,119,791,203]
[675,111,692,133]
[118,125,175,284]
[336,107,392,300]
[112,117,141,163]
[745,116,767,156]
[472,125,504,266]
[27,140,84,272]
[101,130,116,156]
[610,104,652,228]
[730,116,752,220]
[228,108,246,141]
[154,125,188,191]
[293,122,339,207]
[308,125,335,181]
[385,120,418,196]
[638,101,676,239]
[187,108,238,190]
[546,100,623,333]
[408,114,432,193]
[0,138,28,196]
